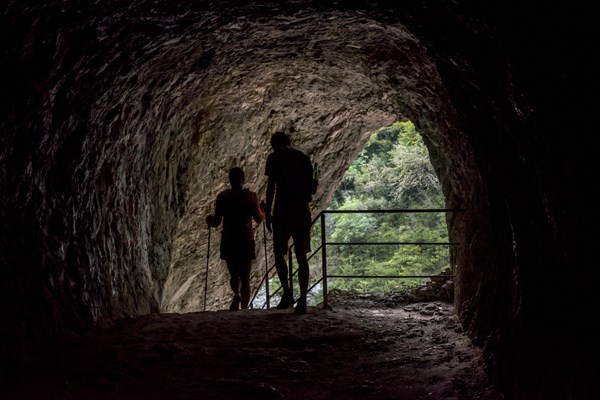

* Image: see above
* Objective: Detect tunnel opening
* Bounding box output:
[249,120,456,310]
[322,120,451,296]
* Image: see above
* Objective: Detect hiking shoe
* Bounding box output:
[294,297,307,315]
[229,295,241,311]
[276,294,294,310]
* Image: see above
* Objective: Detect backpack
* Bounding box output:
[311,162,319,196]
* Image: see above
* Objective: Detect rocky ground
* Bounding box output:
[2,291,504,400]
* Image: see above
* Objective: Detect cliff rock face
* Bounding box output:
[0,1,595,398]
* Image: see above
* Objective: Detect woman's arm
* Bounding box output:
[250,191,265,223]
[206,193,224,227]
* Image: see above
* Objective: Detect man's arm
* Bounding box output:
[265,176,275,232]
[303,153,314,202]
[265,177,275,214]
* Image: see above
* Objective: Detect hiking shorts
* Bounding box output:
[272,207,312,256]
[220,239,256,261]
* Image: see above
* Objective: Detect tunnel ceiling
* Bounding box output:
[2,0,593,396]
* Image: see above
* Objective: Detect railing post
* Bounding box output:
[321,212,328,309]
[263,221,270,309]
[288,247,294,300]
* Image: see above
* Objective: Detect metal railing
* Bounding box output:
[249,208,464,310]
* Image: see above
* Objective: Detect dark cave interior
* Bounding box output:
[0,1,597,399]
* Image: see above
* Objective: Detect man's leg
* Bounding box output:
[294,251,309,314]
[274,252,294,309]
[293,206,312,314]
[272,217,294,309]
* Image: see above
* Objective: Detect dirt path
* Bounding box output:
[2,295,503,400]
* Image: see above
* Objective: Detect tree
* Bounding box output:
[326,121,449,294]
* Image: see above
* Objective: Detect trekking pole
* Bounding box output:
[203,226,211,311]
[263,220,270,309]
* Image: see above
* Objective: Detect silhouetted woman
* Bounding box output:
[206,167,264,310]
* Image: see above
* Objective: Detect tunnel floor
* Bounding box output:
[2,296,502,400]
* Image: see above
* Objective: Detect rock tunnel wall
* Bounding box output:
[1,0,596,397]
[0,0,206,366]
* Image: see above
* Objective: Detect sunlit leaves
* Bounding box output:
[326,121,449,294]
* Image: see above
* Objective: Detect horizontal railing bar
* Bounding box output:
[322,208,466,214]
[327,274,455,279]
[326,241,459,246]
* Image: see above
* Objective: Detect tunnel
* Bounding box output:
[0,0,596,399]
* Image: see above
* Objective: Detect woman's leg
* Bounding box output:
[226,259,241,310]
[239,259,252,309]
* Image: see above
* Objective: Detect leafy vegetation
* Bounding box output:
[315,121,450,295]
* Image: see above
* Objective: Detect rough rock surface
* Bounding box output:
[0,1,596,399]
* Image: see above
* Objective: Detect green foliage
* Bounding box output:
[325,121,450,295]
[334,121,443,209]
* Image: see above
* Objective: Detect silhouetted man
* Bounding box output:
[264,131,313,314]
[206,167,265,310]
